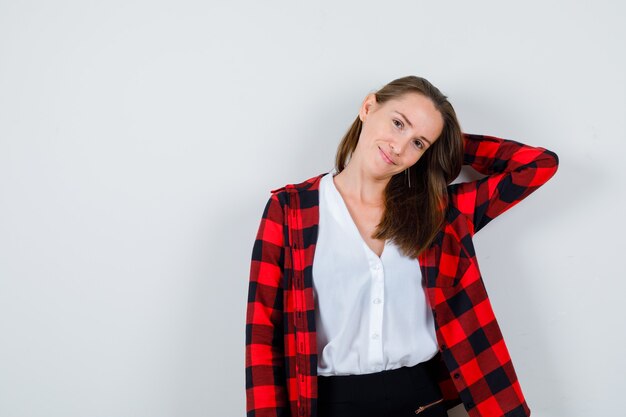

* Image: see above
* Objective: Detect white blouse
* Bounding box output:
[313,168,439,376]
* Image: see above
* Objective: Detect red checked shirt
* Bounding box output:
[245,133,559,417]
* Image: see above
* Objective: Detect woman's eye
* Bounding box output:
[393,119,423,150]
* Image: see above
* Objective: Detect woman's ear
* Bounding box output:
[359,93,376,123]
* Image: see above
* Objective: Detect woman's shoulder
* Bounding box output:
[269,170,331,196]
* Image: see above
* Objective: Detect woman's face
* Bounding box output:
[355,92,444,179]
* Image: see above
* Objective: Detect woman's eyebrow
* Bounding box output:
[394,110,432,146]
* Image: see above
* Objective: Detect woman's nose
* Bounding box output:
[390,134,413,155]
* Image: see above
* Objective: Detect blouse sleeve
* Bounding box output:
[245,193,289,417]
[448,133,560,236]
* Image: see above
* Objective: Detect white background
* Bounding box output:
[1,1,624,416]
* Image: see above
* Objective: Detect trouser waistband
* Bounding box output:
[317,353,441,403]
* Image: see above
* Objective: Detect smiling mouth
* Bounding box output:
[378,146,396,165]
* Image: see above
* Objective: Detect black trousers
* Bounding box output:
[316,354,447,417]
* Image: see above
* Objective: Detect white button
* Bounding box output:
[373,264,381,270]
[372,333,380,339]
[373,298,382,304]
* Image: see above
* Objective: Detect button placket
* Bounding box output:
[367,251,385,370]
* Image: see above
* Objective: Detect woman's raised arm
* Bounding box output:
[448,133,559,236]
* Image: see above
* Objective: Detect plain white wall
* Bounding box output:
[1,1,624,416]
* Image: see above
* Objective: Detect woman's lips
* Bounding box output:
[378,146,396,165]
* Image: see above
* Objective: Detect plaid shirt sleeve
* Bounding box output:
[245,192,290,417]
[450,133,560,235]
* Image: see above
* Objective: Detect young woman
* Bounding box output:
[245,75,559,417]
